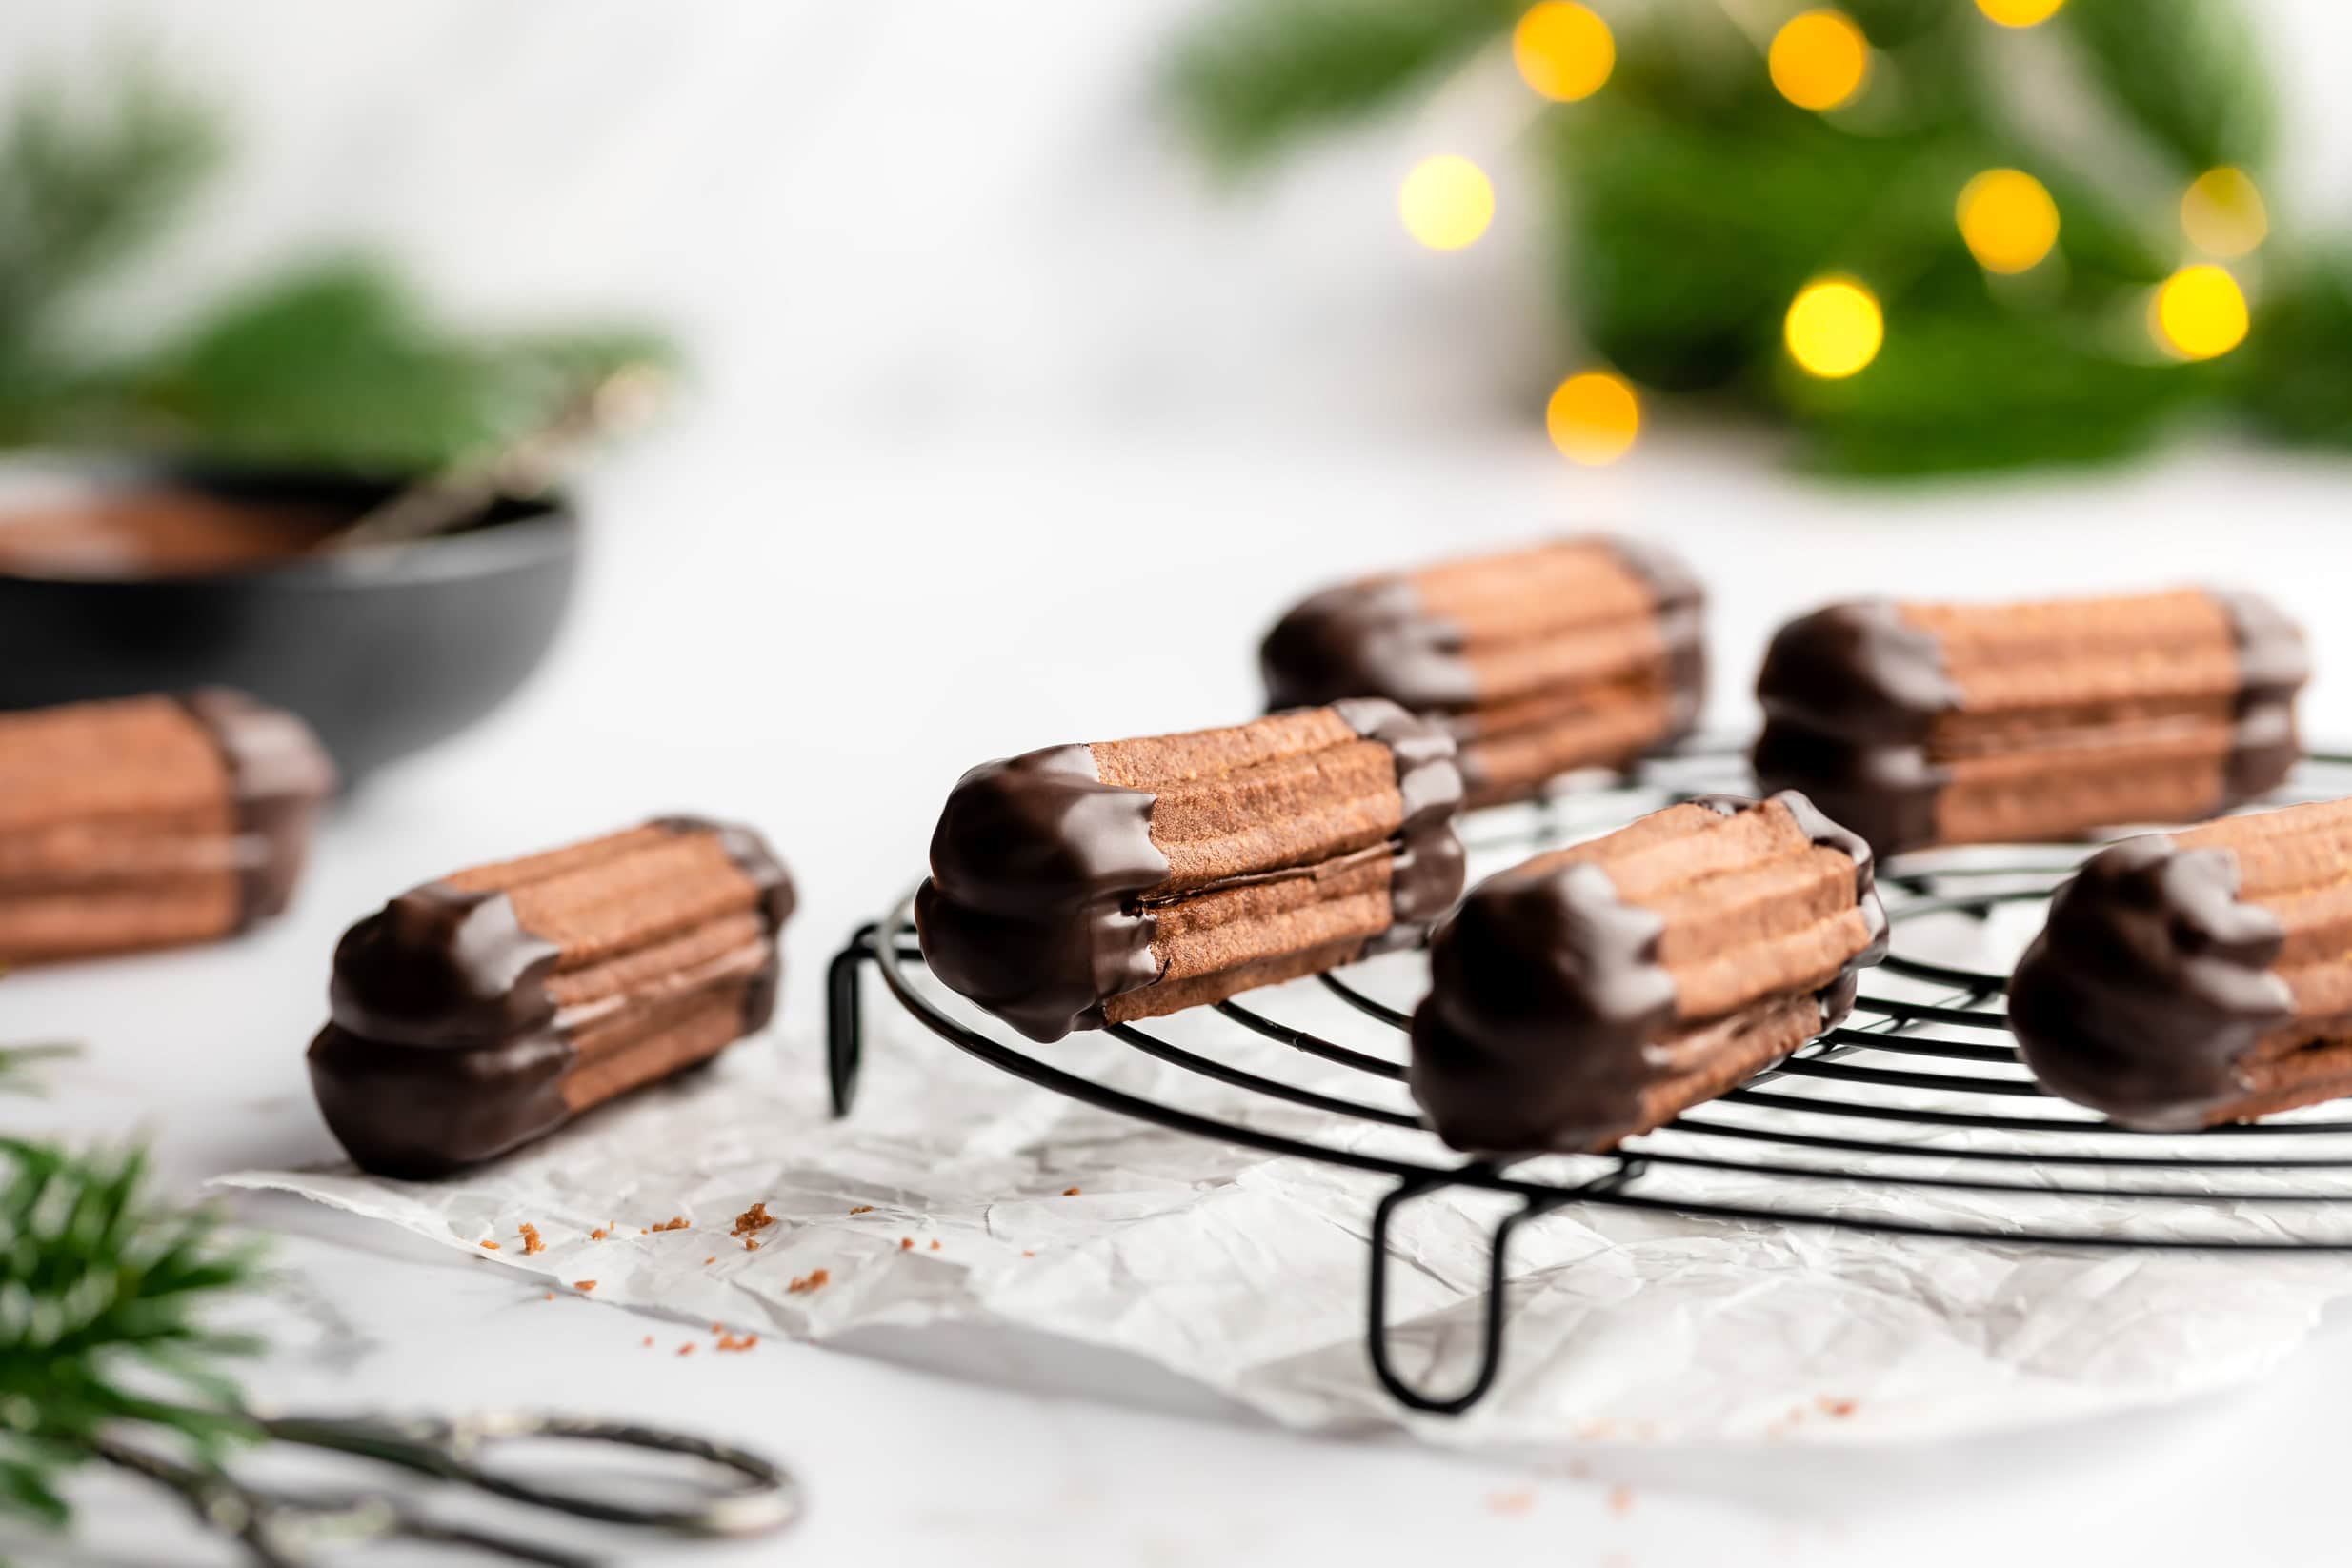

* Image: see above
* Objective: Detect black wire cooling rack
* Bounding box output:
[825,741,2352,1417]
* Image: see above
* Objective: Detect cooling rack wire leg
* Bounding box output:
[1364,1161,1641,1417]
[825,923,879,1118]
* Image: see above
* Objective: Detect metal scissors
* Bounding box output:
[95,1409,799,1566]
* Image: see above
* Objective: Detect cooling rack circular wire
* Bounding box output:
[825,739,2352,1415]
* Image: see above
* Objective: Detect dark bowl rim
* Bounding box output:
[0,452,580,590]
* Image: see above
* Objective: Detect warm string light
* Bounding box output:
[1546,372,1639,464]
[1513,2,1615,103]
[1974,0,2066,25]
[2181,168,2268,258]
[1785,278,1883,378]
[1397,155,1495,251]
[1769,10,1869,112]
[1956,169,2061,274]
[2152,265,2249,360]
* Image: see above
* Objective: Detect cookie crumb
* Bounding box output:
[787,1268,832,1295]
[591,1227,609,1241]
[849,1204,874,1216]
[1062,1186,1081,1196]
[642,1336,653,1348]
[715,1331,760,1353]
[730,1202,775,1238]
[574,1280,596,1292]
[1023,1250,1035,1257]
[651,1216,690,1233]
[900,1236,914,1251]
[704,1256,716,1265]
[1487,1488,1536,1516]
[677,1342,695,1357]
[542,1291,553,1301]
[479,1240,500,1251]
[517,1223,545,1256]
[1817,1396,1856,1417]
[929,1239,941,1251]
[1607,1484,1634,1518]
[743,1237,760,1251]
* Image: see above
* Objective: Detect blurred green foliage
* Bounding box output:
[1170,0,2352,475]
[0,64,671,473]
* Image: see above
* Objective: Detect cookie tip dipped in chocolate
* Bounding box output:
[0,689,336,964]
[1259,536,1705,808]
[1754,588,2309,856]
[916,699,1466,1043]
[309,817,794,1177]
[1410,791,1886,1154]
[2009,797,2352,1130]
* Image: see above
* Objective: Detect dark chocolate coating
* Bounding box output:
[307,1023,574,1180]
[1409,792,1886,1154]
[329,884,564,1049]
[2213,590,2310,804]
[915,744,1168,1043]
[177,687,338,926]
[309,818,792,1177]
[1330,696,1467,945]
[1257,535,1707,752]
[916,702,1466,1044]
[1750,601,1953,856]
[1606,536,1710,743]
[2007,834,2290,1130]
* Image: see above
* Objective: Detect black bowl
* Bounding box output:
[0,464,579,783]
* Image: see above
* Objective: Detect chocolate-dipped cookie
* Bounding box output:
[1410,792,1886,1153]
[1260,536,1704,808]
[917,701,1465,1042]
[1754,588,2307,855]
[309,817,794,1176]
[2010,798,2352,1129]
[0,691,335,963]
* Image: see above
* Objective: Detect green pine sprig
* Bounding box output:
[1169,0,2352,477]
[0,60,674,473]
[0,1108,263,1530]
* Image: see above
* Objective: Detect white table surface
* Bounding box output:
[9,415,2352,1566]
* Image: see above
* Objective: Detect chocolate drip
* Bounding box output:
[653,813,799,934]
[1259,575,1477,714]
[915,744,1168,1043]
[2213,589,2309,807]
[329,884,565,1048]
[1601,534,1708,742]
[1751,600,1955,857]
[177,688,338,927]
[2008,834,2292,1130]
[1332,696,1467,943]
[1410,852,1676,1154]
[1409,792,1884,1153]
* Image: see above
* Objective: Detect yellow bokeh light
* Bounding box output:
[1769,10,1870,112]
[1785,277,1884,378]
[1397,155,1495,251]
[1546,372,1640,465]
[1513,3,1615,103]
[2153,265,2249,360]
[1975,0,2065,25]
[1956,169,2061,274]
[2181,167,2269,258]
